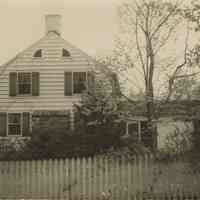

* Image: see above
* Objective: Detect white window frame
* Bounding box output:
[73,71,88,95]
[127,121,142,142]
[62,48,71,58]
[33,49,42,58]
[6,112,32,137]
[7,113,23,137]
[17,72,32,96]
[64,71,88,96]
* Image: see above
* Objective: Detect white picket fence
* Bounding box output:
[0,155,200,199]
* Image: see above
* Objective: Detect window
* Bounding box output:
[7,113,31,136]
[8,113,21,136]
[9,72,40,96]
[128,122,139,136]
[33,49,42,57]
[62,48,70,57]
[127,120,153,146]
[73,72,87,94]
[18,72,31,95]
[64,72,87,96]
[127,120,148,141]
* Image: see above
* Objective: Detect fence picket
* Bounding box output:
[87,157,92,200]
[64,158,69,200]
[42,159,47,198]
[93,156,97,199]
[97,157,103,200]
[68,158,72,200]
[76,157,80,200]
[21,161,26,197]
[116,157,120,200]
[71,158,76,200]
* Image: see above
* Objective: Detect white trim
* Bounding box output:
[7,113,22,137]
[73,71,87,95]
[126,120,142,142]
[17,72,32,96]
[64,71,88,96]
[6,112,32,137]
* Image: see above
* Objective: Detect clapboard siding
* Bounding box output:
[0,32,94,113]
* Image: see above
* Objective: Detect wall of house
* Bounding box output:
[0,32,93,114]
[126,117,193,150]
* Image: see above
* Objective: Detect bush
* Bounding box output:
[0,117,125,161]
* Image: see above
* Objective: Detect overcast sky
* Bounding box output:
[0,0,123,65]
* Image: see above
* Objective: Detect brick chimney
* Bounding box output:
[45,14,62,35]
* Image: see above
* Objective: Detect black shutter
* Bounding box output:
[64,72,73,96]
[32,72,40,96]
[0,113,7,137]
[22,112,30,136]
[87,71,95,92]
[111,73,121,96]
[9,72,17,96]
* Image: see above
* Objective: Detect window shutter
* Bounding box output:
[22,112,30,136]
[32,72,40,96]
[64,72,73,96]
[9,72,17,96]
[0,113,7,137]
[87,71,95,92]
[111,73,121,96]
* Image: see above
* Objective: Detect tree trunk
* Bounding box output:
[146,81,157,150]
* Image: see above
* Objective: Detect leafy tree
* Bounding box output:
[74,69,125,152]
[181,1,200,169]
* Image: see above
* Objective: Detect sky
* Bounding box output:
[0,0,122,65]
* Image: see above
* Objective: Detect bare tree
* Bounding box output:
[103,0,199,149]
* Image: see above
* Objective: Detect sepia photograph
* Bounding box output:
[0,0,200,199]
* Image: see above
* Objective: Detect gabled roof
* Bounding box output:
[2,32,94,68]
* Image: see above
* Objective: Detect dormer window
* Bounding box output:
[62,48,70,57]
[33,49,42,58]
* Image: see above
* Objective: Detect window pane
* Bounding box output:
[73,72,86,94]
[8,125,21,135]
[18,73,31,84]
[18,73,31,94]
[8,113,21,124]
[18,84,31,94]
[141,121,152,146]
[33,49,42,57]
[62,49,70,57]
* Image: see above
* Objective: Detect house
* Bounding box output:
[121,100,195,150]
[0,15,95,144]
[0,14,194,152]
